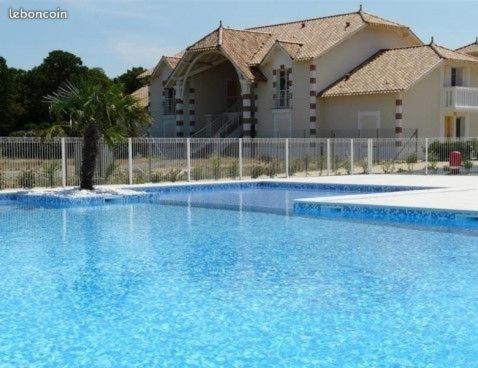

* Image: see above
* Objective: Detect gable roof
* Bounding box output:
[248,10,420,63]
[320,44,478,98]
[456,38,478,55]
[164,9,420,84]
[184,26,272,80]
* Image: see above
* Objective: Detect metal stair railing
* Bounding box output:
[192,102,241,138]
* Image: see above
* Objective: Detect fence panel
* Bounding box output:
[328,139,352,175]
[132,138,188,184]
[190,138,239,181]
[242,138,287,179]
[288,139,328,177]
[1,137,477,190]
[0,137,62,189]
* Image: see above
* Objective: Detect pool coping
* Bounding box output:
[1,177,477,230]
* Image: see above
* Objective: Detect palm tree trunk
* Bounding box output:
[80,123,100,190]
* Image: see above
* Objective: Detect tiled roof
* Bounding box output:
[164,56,181,69]
[137,69,153,79]
[321,44,478,97]
[185,26,272,80]
[456,38,478,55]
[131,86,149,108]
[248,11,418,62]
[431,43,478,62]
[164,10,420,83]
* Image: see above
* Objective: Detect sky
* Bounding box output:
[1,0,478,77]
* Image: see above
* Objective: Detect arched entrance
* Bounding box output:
[167,50,255,138]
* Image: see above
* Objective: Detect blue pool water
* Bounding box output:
[0,186,477,367]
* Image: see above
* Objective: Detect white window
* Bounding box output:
[274,69,292,109]
[451,67,464,87]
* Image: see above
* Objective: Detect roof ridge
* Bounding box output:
[186,26,221,51]
[245,11,360,30]
[383,44,429,51]
[456,37,478,51]
[223,26,273,36]
[359,10,403,27]
[277,39,303,45]
[246,9,406,31]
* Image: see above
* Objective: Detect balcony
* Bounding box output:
[162,98,175,115]
[442,86,478,111]
[273,90,292,109]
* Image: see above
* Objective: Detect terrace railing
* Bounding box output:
[0,137,477,189]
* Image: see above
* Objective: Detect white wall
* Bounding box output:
[403,66,442,137]
[320,94,397,136]
[149,65,174,137]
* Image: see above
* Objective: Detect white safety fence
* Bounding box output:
[0,137,477,189]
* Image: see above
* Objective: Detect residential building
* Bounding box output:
[141,8,478,138]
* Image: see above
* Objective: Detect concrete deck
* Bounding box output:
[279,175,478,214]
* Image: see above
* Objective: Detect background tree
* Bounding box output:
[114,66,147,94]
[46,81,150,190]
[0,57,25,135]
[0,51,145,136]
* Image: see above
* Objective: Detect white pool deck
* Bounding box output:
[279,175,478,214]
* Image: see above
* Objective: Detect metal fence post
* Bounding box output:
[128,138,133,185]
[327,138,331,176]
[367,138,373,174]
[425,138,429,175]
[350,138,354,175]
[239,138,243,180]
[61,137,66,187]
[285,138,289,178]
[186,138,191,182]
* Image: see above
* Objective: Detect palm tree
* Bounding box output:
[46,81,150,190]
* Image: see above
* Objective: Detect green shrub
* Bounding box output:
[406,153,418,164]
[165,168,183,182]
[133,169,146,184]
[251,165,265,179]
[289,159,302,176]
[463,160,473,170]
[318,155,325,175]
[428,140,478,161]
[151,170,164,183]
[381,160,394,174]
[228,160,239,179]
[43,161,60,187]
[192,166,204,181]
[18,169,36,188]
[406,153,417,171]
[355,159,367,174]
[211,156,221,180]
[266,158,281,178]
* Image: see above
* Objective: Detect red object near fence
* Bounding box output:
[449,151,462,174]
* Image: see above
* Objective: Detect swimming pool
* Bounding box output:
[0,183,476,366]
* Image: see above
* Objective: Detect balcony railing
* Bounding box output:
[162,98,175,115]
[274,90,292,109]
[442,86,478,110]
